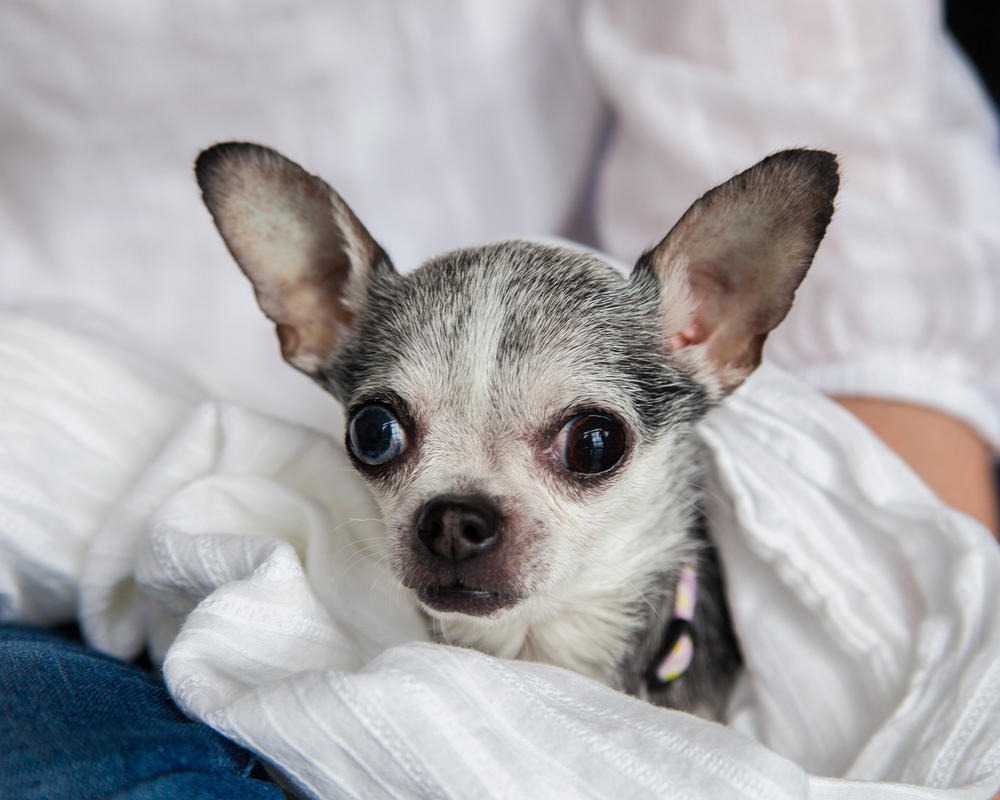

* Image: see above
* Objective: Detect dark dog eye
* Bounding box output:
[556,414,626,475]
[348,405,407,465]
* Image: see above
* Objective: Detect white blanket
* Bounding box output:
[1,309,998,799]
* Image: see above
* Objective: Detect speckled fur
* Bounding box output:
[318,241,731,708]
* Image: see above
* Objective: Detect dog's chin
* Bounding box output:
[415,584,523,619]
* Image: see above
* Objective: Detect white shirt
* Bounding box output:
[1,0,998,446]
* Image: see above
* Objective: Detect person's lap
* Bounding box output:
[0,624,283,800]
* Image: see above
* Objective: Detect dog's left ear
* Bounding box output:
[634,149,838,395]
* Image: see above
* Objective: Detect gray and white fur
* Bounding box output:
[195,143,838,720]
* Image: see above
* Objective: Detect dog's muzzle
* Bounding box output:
[410,494,519,616]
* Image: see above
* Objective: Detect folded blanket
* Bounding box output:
[1,309,998,798]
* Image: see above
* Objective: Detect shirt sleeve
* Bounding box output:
[581,0,1000,449]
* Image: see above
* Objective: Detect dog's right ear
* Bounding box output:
[195,142,392,376]
[632,149,838,396]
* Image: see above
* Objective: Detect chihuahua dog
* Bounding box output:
[195,143,837,720]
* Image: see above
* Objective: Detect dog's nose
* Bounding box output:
[416,495,500,563]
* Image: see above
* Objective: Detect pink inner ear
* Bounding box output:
[666,325,705,351]
[666,261,730,352]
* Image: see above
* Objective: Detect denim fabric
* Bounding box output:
[0,625,284,800]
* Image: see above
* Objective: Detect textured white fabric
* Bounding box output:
[1,0,998,445]
[2,310,998,799]
[0,309,203,625]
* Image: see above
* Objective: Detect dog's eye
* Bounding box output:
[556,414,626,475]
[348,405,407,466]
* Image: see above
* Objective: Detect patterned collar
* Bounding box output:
[646,560,697,687]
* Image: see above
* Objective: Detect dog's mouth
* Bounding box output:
[416,582,522,616]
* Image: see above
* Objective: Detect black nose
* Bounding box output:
[416,495,500,563]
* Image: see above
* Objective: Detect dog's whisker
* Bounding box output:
[329,517,387,533]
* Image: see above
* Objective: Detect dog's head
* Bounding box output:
[196,144,837,637]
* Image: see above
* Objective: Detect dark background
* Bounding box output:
[947,2,1000,112]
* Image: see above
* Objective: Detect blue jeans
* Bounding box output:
[0,624,284,800]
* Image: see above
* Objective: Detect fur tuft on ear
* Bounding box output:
[195,142,392,375]
[633,149,839,395]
